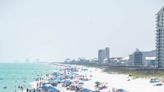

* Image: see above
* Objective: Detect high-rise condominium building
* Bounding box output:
[156,6,164,68]
[98,47,110,64]
[98,49,106,64]
[105,47,110,59]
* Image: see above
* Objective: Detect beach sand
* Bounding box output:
[82,67,164,92]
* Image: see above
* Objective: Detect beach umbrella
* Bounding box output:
[117,89,127,92]
[95,81,100,85]
[42,84,59,92]
[47,86,59,92]
[44,84,53,87]
[81,88,93,92]
[42,84,52,90]
[79,81,84,84]
[63,80,72,86]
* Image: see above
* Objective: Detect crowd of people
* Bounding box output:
[25,64,128,92]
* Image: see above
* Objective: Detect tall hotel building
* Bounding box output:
[156,6,164,68]
[98,47,110,64]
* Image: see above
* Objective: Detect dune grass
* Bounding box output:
[103,67,164,78]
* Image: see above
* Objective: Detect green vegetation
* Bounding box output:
[103,67,164,78]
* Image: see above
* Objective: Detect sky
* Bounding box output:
[0,0,164,62]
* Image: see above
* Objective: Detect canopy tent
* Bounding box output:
[42,84,59,92]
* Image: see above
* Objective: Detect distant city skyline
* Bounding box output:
[0,0,164,62]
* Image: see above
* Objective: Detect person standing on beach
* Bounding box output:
[20,86,23,92]
[112,88,115,92]
[26,88,29,92]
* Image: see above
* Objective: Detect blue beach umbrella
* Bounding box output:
[117,89,127,92]
[47,86,59,92]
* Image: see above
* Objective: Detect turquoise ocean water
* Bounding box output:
[0,63,54,92]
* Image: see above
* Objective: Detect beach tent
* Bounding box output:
[47,86,59,92]
[79,81,84,84]
[48,80,59,86]
[42,84,59,92]
[81,88,93,92]
[52,72,61,76]
[42,84,51,90]
[52,76,62,83]
[117,89,128,92]
[45,86,59,92]
[42,84,52,88]
[63,80,72,87]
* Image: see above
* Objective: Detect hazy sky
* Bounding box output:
[0,0,164,62]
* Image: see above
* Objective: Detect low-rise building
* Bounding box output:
[128,49,157,67]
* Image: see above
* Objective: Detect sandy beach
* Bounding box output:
[83,67,164,92]
[28,65,164,92]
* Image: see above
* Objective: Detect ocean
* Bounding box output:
[0,63,54,92]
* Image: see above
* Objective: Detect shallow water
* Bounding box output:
[0,63,54,92]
